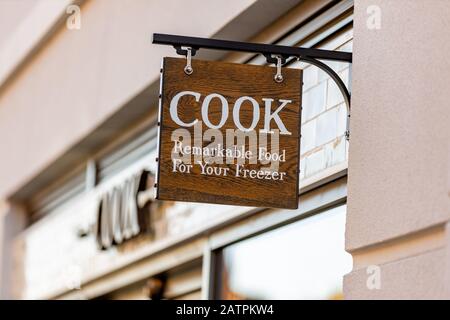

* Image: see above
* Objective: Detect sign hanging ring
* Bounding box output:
[274,55,283,83]
[184,47,193,75]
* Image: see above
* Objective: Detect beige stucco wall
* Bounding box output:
[0,0,37,48]
[345,0,450,299]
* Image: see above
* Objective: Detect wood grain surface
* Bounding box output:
[156,57,302,209]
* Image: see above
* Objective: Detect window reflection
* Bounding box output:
[218,205,352,300]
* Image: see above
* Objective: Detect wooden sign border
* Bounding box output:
[155,57,302,209]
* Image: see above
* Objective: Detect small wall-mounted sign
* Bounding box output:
[96,170,154,250]
[156,58,302,209]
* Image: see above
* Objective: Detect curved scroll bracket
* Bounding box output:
[295,56,351,140]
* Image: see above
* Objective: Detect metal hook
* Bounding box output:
[274,55,283,83]
[296,55,351,140]
[184,47,193,75]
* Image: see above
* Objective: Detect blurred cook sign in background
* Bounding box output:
[95,170,155,250]
[155,57,302,209]
[77,170,158,250]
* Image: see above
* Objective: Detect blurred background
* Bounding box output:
[0,0,354,299]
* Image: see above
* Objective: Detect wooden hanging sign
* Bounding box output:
[155,57,302,209]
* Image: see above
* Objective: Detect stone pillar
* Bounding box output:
[345,0,450,299]
[0,201,27,299]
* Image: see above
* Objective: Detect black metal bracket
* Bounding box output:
[174,45,198,57]
[152,33,352,140]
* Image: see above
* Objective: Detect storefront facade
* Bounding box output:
[0,0,448,300]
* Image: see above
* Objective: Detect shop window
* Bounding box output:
[215,205,351,300]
